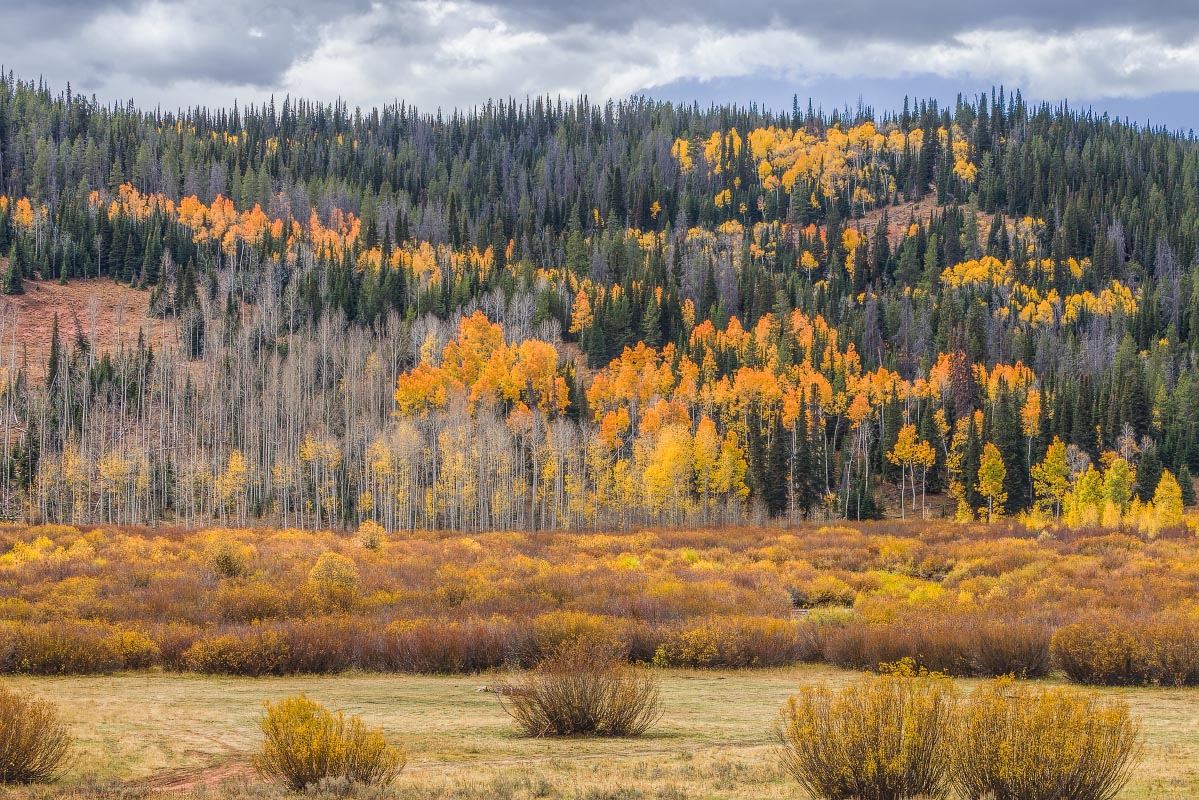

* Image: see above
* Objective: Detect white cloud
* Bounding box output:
[5,0,1199,111]
[279,7,1199,110]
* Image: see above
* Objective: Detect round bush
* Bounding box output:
[255,694,404,791]
[308,552,360,610]
[775,663,956,800]
[0,686,73,783]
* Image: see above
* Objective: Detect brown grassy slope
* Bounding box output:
[0,270,175,380]
[837,195,994,250]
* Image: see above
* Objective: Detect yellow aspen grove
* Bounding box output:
[887,423,918,521]
[887,423,937,520]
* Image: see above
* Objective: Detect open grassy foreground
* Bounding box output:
[1,666,1196,799]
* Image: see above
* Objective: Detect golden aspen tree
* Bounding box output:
[1031,437,1071,520]
[978,442,1007,521]
[1153,471,1184,531]
[216,450,248,524]
[1102,457,1134,528]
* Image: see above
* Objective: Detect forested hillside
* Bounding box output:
[1,75,1197,529]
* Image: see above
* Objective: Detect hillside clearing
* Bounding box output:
[0,277,173,378]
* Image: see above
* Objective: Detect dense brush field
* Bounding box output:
[1,519,1197,685]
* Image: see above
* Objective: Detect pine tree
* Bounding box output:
[640,295,662,348]
[991,389,1031,511]
[47,313,62,388]
[746,416,768,508]
[3,245,24,295]
[1135,443,1163,503]
[762,416,790,517]
[1179,464,1197,508]
[848,471,883,520]
[141,221,163,286]
[699,262,719,321]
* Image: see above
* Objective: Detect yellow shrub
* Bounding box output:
[214,581,286,623]
[0,686,73,783]
[205,539,255,579]
[953,678,1142,800]
[356,519,386,550]
[532,611,622,655]
[776,665,956,800]
[184,628,290,676]
[255,694,404,791]
[1051,622,1149,685]
[105,630,160,669]
[308,552,360,610]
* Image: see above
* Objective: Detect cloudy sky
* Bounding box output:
[5,0,1199,131]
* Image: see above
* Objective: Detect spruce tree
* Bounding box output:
[1179,464,1197,508]
[991,389,1031,511]
[1135,444,1163,503]
[3,245,23,295]
[640,295,662,348]
[762,416,790,517]
[47,313,61,388]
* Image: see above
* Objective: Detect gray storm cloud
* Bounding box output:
[3,0,1199,111]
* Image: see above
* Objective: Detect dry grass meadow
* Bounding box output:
[0,666,1195,799]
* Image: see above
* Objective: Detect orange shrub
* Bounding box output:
[213,580,286,623]
[972,620,1053,678]
[0,622,127,674]
[822,616,1050,678]
[276,617,363,673]
[382,617,523,673]
[530,611,626,659]
[653,616,812,668]
[183,627,291,676]
[0,521,1197,682]
[1141,615,1199,686]
[1051,621,1150,685]
[153,623,203,670]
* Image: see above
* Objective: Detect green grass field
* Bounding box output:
[3,666,1198,799]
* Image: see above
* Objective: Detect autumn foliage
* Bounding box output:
[255,694,404,791]
[952,679,1141,800]
[0,686,73,784]
[0,519,1193,686]
[777,670,1142,800]
[775,663,956,800]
